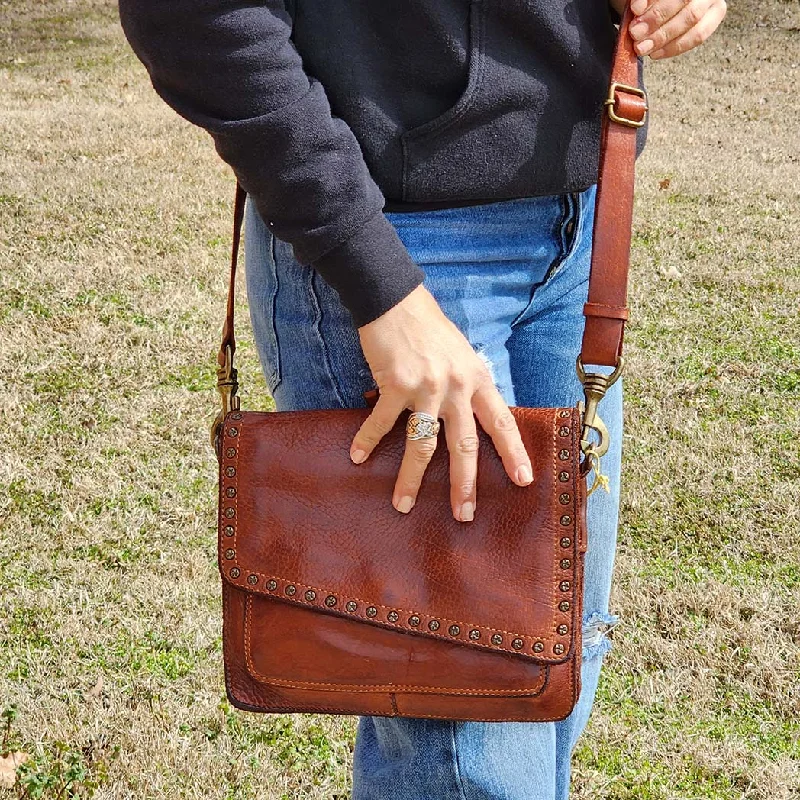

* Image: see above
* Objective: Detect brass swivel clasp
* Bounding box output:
[576,356,624,491]
[210,343,240,458]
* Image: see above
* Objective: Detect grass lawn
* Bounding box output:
[1,1,798,797]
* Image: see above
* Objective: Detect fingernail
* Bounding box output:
[459,502,474,522]
[351,449,366,464]
[396,496,414,514]
[637,39,654,55]
[629,22,647,40]
[516,465,533,485]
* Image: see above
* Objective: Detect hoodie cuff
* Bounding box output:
[312,211,425,328]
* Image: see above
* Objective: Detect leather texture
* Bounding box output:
[220,406,587,721]
[216,4,640,721]
[581,4,643,366]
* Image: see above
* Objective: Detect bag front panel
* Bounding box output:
[218,406,584,664]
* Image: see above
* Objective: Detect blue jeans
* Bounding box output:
[244,184,621,800]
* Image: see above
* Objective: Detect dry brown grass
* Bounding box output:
[1,1,798,798]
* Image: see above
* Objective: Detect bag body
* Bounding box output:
[219,406,587,721]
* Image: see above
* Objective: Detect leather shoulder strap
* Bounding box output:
[217,182,247,372]
[217,3,644,378]
[580,4,646,367]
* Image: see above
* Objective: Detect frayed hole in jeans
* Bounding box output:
[475,347,498,388]
[582,610,620,660]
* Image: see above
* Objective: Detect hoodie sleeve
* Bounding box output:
[118,0,424,327]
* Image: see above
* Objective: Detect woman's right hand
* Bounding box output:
[350,284,534,522]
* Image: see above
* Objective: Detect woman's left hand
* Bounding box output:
[624,0,727,60]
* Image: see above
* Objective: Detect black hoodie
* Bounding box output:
[119,0,645,326]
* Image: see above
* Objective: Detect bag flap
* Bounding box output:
[218,406,585,664]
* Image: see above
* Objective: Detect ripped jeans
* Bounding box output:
[244,183,621,800]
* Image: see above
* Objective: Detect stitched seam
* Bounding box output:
[399,1,486,201]
[243,597,547,696]
[450,722,469,800]
[543,191,580,287]
[400,1,487,144]
[267,230,282,389]
[541,193,573,287]
[569,408,581,654]
[550,410,558,640]
[308,270,348,408]
[508,193,576,329]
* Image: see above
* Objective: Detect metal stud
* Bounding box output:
[346,601,357,613]
[305,590,316,602]
[231,412,243,420]
[560,536,572,547]
[560,580,570,592]
[559,471,570,482]
[228,427,239,437]
[409,615,420,627]
[448,625,460,637]
[247,574,258,585]
[325,595,337,607]
[559,601,571,612]
[224,507,235,519]
[559,449,570,460]
[229,567,240,578]
[533,641,544,653]
[559,493,570,504]
[225,467,236,477]
[285,584,296,596]
[560,515,572,526]
[560,558,571,569]
[469,629,481,640]
[366,606,377,618]
[559,426,570,437]
[226,487,236,498]
[224,549,235,560]
[559,409,570,418]
[557,624,569,635]
[224,525,234,537]
[387,611,399,622]
[512,638,524,650]
[225,447,236,458]
[491,634,503,645]
[554,643,565,655]
[267,579,278,591]
[428,620,440,631]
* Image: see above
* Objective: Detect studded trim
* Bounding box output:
[218,407,583,664]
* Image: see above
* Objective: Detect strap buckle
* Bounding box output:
[210,343,240,458]
[605,82,647,128]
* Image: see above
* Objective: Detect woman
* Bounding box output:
[119,0,726,796]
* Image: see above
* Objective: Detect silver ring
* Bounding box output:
[406,411,441,440]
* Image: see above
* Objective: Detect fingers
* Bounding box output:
[648,1,727,59]
[471,382,533,488]
[392,404,443,516]
[442,404,480,522]
[628,0,726,59]
[350,392,408,464]
[629,0,688,37]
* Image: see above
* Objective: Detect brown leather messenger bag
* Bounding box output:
[211,5,647,722]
